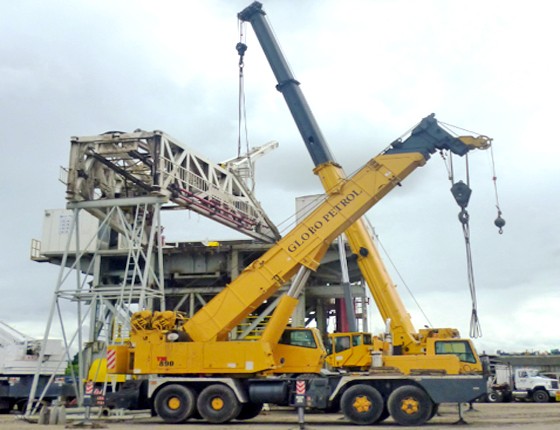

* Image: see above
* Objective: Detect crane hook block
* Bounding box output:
[451,180,472,209]
[494,212,506,234]
[236,42,248,57]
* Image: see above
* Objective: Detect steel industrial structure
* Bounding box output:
[29,130,367,408]
[65,130,280,242]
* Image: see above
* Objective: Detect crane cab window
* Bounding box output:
[435,340,476,364]
[279,329,317,349]
[356,333,373,346]
[335,336,351,353]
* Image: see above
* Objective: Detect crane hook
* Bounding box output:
[458,208,470,225]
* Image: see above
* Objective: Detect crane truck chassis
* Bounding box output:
[133,371,485,426]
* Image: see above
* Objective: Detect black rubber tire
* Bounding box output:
[340,384,384,425]
[236,402,264,420]
[323,401,341,413]
[154,384,196,423]
[429,403,440,419]
[197,384,241,424]
[532,389,550,403]
[388,385,433,426]
[377,406,390,423]
[487,390,503,403]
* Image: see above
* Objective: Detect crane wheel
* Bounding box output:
[235,402,264,420]
[154,384,196,423]
[377,406,390,423]
[387,385,433,426]
[340,384,384,425]
[197,384,241,424]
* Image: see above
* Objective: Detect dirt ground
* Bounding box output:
[4,403,560,430]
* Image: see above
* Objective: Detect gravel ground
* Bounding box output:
[4,402,560,430]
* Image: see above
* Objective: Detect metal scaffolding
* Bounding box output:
[28,196,168,410]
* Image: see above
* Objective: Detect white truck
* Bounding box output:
[488,364,560,403]
[0,321,72,413]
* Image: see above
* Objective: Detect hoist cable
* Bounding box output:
[237,71,247,158]
[236,22,248,159]
[465,153,470,186]
[448,151,454,182]
[490,145,501,208]
[489,144,505,233]
[439,150,454,182]
[236,22,256,191]
[373,231,434,328]
[448,152,482,338]
[460,215,482,338]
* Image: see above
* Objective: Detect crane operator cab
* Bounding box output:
[325,332,380,371]
[325,331,483,375]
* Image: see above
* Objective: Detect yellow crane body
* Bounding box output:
[108,113,490,378]
[181,152,426,344]
[235,0,492,371]
[102,2,495,424]
[114,333,276,375]
[110,151,426,376]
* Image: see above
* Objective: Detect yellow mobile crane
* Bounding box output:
[107,122,489,426]
[237,1,489,374]
[108,115,487,426]
[105,4,492,427]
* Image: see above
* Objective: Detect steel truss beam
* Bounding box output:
[65,130,280,242]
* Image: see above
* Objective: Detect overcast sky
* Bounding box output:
[1,0,559,355]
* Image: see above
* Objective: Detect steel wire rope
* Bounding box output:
[489,143,505,233]
[209,26,325,331]
[461,214,482,338]
[236,21,255,191]
[371,229,434,328]
[444,144,483,338]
